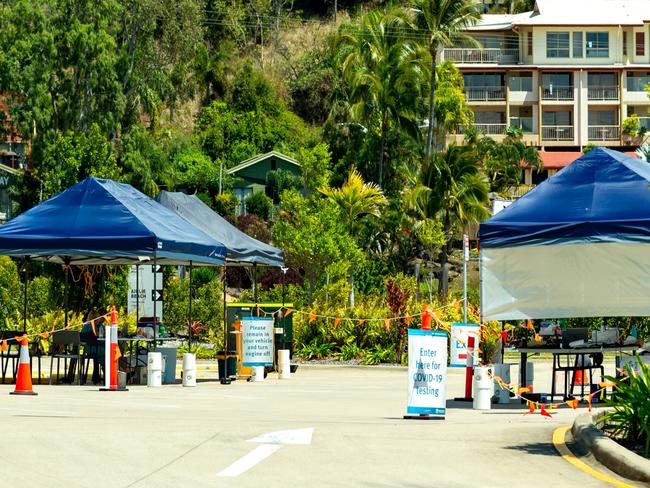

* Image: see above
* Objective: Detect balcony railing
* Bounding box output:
[464,86,506,101]
[455,123,507,135]
[506,184,536,198]
[541,85,574,101]
[587,86,619,100]
[588,125,620,140]
[542,125,574,141]
[442,48,520,64]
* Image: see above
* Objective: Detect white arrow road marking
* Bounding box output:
[217,428,314,478]
[217,444,282,477]
[247,427,314,445]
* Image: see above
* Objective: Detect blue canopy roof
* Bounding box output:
[156,191,284,267]
[0,177,227,265]
[479,148,650,248]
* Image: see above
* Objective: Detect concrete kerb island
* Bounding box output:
[571,411,650,482]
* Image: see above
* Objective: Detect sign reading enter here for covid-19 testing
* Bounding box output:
[406,329,448,418]
[242,317,274,367]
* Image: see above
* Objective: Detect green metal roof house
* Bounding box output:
[227,151,301,215]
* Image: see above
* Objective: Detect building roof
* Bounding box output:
[226,151,300,175]
[540,150,639,169]
[471,0,650,30]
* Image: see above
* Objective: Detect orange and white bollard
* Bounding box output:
[11,335,37,396]
[421,306,433,330]
[100,307,127,391]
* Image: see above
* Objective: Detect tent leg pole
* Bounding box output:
[23,258,28,334]
[188,261,193,350]
[253,264,257,302]
[64,259,70,330]
[153,258,157,344]
[136,264,140,324]
[221,265,231,386]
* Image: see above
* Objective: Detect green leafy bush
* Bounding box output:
[296,340,335,360]
[602,357,650,457]
[338,341,364,361]
[214,192,238,219]
[362,345,396,365]
[244,191,273,221]
[0,257,22,327]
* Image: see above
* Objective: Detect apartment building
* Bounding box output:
[444,0,650,182]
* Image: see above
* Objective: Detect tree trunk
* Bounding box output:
[334,0,337,22]
[437,216,452,302]
[426,49,438,157]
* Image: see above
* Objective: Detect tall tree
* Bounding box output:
[410,146,489,299]
[412,0,482,156]
[320,167,388,307]
[273,190,363,306]
[334,9,427,187]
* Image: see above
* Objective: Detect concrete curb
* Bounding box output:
[571,411,650,482]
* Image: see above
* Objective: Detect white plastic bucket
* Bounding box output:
[473,366,493,410]
[182,353,197,387]
[493,363,511,404]
[147,352,162,387]
[252,366,265,382]
[278,350,290,379]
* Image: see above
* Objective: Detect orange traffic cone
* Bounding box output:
[11,335,37,396]
[574,369,587,385]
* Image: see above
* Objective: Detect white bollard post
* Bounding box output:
[252,366,265,382]
[182,353,197,387]
[493,363,511,404]
[147,352,162,387]
[473,366,493,410]
[277,350,290,379]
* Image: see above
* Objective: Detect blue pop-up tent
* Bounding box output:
[480,147,650,320]
[0,177,227,265]
[156,191,284,267]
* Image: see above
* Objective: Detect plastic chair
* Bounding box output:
[80,331,103,385]
[0,330,21,383]
[49,331,82,385]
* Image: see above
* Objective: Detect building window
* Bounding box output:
[527,32,533,56]
[573,32,583,58]
[542,111,572,126]
[508,72,533,91]
[636,32,645,56]
[547,32,570,58]
[586,32,609,58]
[623,31,628,56]
[626,71,650,91]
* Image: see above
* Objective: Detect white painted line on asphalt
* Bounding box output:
[217,444,282,477]
[217,428,314,477]
[247,427,314,445]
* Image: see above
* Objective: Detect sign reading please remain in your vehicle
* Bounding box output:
[242,317,274,367]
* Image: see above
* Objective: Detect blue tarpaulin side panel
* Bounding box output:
[156,191,284,267]
[479,148,650,248]
[0,177,227,265]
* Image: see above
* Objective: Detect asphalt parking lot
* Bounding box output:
[0,362,638,488]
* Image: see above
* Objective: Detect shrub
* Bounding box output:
[0,257,22,327]
[214,192,238,219]
[622,115,641,136]
[602,357,650,457]
[244,191,273,221]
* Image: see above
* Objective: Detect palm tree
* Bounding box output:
[410,145,490,300]
[320,167,388,307]
[334,9,427,187]
[412,0,482,156]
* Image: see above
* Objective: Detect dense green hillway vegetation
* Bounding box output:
[0,0,645,364]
